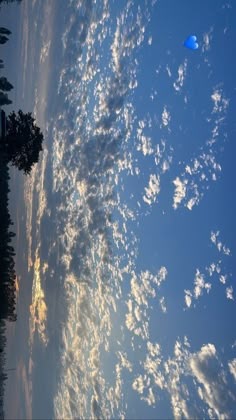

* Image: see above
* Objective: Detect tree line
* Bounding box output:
[0,5,46,416]
[0,0,22,8]
[0,151,17,420]
[0,27,14,107]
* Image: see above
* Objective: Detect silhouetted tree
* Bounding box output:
[4,110,44,175]
[0,148,18,418]
[0,76,13,91]
[0,91,12,106]
[0,0,22,5]
[0,27,11,35]
[0,35,8,45]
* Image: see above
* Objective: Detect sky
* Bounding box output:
[0,0,236,419]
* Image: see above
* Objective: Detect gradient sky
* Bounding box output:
[1,0,236,419]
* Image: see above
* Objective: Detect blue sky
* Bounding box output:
[1,0,236,419]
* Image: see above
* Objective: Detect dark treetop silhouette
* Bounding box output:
[3,110,44,175]
[0,77,13,92]
[0,0,22,6]
[0,35,8,45]
[0,28,11,36]
[0,91,12,106]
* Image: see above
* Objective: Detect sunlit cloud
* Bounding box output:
[172,87,229,211]
[143,174,160,205]
[159,296,167,313]
[16,1,234,419]
[211,90,229,114]
[210,230,231,255]
[228,359,236,381]
[51,1,160,418]
[226,286,234,300]
[184,290,192,308]
[136,119,154,156]
[190,344,235,419]
[29,249,49,349]
[172,177,188,209]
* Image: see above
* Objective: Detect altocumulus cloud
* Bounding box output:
[50,1,162,419]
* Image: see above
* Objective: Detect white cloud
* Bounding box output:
[166,65,172,77]
[40,40,51,64]
[223,245,231,256]
[173,88,229,211]
[184,290,192,308]
[141,387,156,406]
[172,177,188,210]
[147,341,161,358]
[143,174,160,205]
[226,286,234,300]
[133,336,236,420]
[132,374,150,394]
[219,274,227,284]
[210,231,231,256]
[125,268,167,342]
[184,268,213,309]
[203,33,210,51]
[190,344,234,419]
[161,106,171,127]
[154,139,173,174]
[143,349,165,391]
[137,134,154,156]
[186,192,200,210]
[173,59,187,92]
[211,90,229,114]
[186,232,232,308]
[116,351,133,372]
[159,296,167,313]
[136,117,155,156]
[194,269,211,299]
[228,359,236,381]
[211,230,219,244]
[202,27,213,53]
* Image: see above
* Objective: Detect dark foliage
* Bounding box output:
[0,77,13,92]
[0,35,8,45]
[0,151,17,419]
[0,0,22,6]
[0,28,11,36]
[4,110,44,175]
[0,91,12,106]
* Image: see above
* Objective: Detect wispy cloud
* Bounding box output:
[228,359,236,381]
[136,119,154,156]
[50,1,161,418]
[172,177,188,210]
[173,59,187,92]
[143,174,161,205]
[172,87,229,211]
[184,231,233,308]
[166,65,172,78]
[161,106,171,128]
[125,267,168,340]
[201,27,214,53]
[211,90,229,114]
[190,344,235,419]
[210,230,231,255]
[226,286,234,300]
